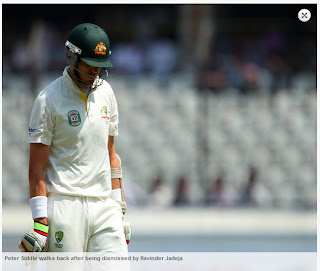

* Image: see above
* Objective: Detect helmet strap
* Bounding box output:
[69,66,107,92]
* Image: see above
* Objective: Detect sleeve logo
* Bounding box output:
[67,110,81,126]
[28,127,36,136]
[101,106,110,119]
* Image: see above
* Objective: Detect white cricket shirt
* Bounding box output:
[27,67,119,197]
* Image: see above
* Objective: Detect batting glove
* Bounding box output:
[18,221,48,252]
[123,220,131,245]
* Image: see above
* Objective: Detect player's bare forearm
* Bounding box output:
[29,143,50,197]
[108,136,120,189]
[29,143,50,224]
[111,179,120,190]
[111,160,120,190]
[29,176,47,198]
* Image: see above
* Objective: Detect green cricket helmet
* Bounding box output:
[65,23,113,68]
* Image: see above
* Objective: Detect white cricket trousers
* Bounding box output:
[46,194,128,253]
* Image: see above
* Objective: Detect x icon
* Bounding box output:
[298,9,311,22]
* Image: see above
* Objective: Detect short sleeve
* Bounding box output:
[109,91,119,136]
[27,91,55,145]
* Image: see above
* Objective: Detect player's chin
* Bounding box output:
[78,79,95,88]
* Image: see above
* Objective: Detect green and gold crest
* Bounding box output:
[68,110,81,126]
[55,231,64,243]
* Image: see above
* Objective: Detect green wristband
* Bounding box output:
[34,221,49,234]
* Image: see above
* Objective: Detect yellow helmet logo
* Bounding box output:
[94,42,107,55]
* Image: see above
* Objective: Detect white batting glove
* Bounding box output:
[123,220,131,245]
[120,205,131,245]
[18,222,48,252]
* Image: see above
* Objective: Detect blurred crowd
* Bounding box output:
[111,31,177,88]
[4,20,178,91]
[3,5,316,210]
[3,9,316,95]
[127,166,273,209]
[196,31,316,94]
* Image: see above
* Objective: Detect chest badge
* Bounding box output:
[68,110,81,126]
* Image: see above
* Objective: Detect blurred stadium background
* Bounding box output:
[2,4,317,252]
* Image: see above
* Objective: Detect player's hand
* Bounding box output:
[119,202,131,244]
[123,220,131,245]
[18,222,48,252]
